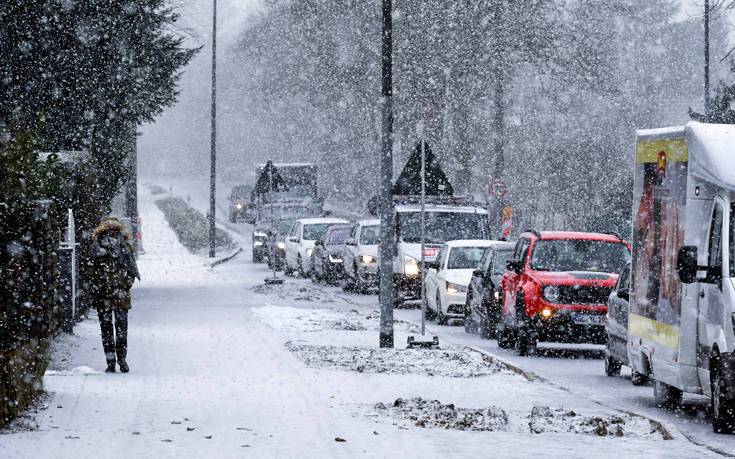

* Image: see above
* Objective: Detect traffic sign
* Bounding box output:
[490,180,507,198]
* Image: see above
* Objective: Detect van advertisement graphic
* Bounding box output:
[631,138,688,347]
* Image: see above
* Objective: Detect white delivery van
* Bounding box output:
[630,122,735,433]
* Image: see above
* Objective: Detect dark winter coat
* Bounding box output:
[88,218,138,310]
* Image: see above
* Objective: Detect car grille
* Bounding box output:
[557,285,611,305]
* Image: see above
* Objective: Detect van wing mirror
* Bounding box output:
[424,260,439,270]
[345,238,357,246]
[677,246,698,284]
[617,287,629,301]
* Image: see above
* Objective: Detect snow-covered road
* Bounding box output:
[0,184,726,458]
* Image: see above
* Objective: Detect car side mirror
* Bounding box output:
[506,259,522,274]
[345,238,357,246]
[472,269,483,278]
[617,287,629,301]
[315,240,323,247]
[289,236,299,243]
[677,246,698,284]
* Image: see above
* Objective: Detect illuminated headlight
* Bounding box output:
[329,254,343,263]
[446,282,467,294]
[253,241,263,247]
[306,248,313,257]
[277,242,285,250]
[359,254,375,264]
[254,231,267,237]
[543,285,560,303]
[236,203,243,210]
[494,290,500,301]
[404,256,419,276]
[541,308,553,319]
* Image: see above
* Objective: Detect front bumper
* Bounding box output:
[526,308,606,344]
[443,291,467,317]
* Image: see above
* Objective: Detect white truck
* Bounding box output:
[630,121,735,433]
[392,196,490,305]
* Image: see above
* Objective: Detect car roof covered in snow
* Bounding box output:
[357,218,380,226]
[296,217,349,225]
[395,204,487,214]
[443,239,495,248]
[637,121,735,192]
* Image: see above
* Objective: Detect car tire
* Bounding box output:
[497,322,514,349]
[436,292,447,325]
[653,380,682,409]
[712,355,735,434]
[482,299,498,340]
[515,294,535,355]
[631,371,648,386]
[424,297,436,320]
[297,255,306,278]
[464,294,478,334]
[605,354,622,377]
[284,258,294,276]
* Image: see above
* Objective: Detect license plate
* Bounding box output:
[424,248,440,258]
[573,314,605,326]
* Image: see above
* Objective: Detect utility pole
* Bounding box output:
[208,0,217,258]
[704,0,711,123]
[379,0,395,348]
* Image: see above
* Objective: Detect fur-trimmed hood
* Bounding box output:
[93,218,131,241]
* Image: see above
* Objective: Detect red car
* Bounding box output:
[497,230,631,355]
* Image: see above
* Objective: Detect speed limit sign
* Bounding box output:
[490,180,507,199]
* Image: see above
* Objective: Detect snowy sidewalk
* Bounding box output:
[0,186,718,458]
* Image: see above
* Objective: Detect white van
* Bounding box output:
[630,122,735,433]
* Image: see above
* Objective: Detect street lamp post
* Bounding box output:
[379,0,395,348]
[704,0,711,123]
[208,0,217,258]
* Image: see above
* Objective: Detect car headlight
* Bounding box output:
[494,290,500,301]
[329,254,343,263]
[236,203,243,210]
[253,241,263,247]
[277,242,285,250]
[404,256,419,276]
[446,282,467,294]
[306,248,313,257]
[254,231,267,237]
[359,254,375,264]
[543,285,560,303]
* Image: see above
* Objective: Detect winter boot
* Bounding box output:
[105,360,116,373]
[118,359,129,373]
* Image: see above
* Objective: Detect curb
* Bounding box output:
[210,247,243,267]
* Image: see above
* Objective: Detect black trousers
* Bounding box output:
[98,308,128,363]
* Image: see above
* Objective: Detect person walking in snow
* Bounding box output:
[88,217,140,373]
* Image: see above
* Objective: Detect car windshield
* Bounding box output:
[326,228,351,245]
[397,211,489,244]
[447,246,486,269]
[529,239,630,273]
[277,219,296,235]
[303,224,332,241]
[359,225,380,245]
[493,250,513,274]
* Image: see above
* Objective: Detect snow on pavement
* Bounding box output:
[0,185,719,458]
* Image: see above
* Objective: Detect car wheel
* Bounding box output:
[436,292,447,325]
[712,355,735,433]
[653,380,682,409]
[605,354,622,377]
[297,255,306,278]
[497,321,515,349]
[631,371,648,386]
[284,258,294,276]
[423,296,436,320]
[514,294,535,355]
[464,293,478,334]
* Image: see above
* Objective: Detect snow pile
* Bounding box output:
[528,406,671,440]
[285,342,504,377]
[375,397,508,431]
[252,283,340,304]
[253,305,419,333]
